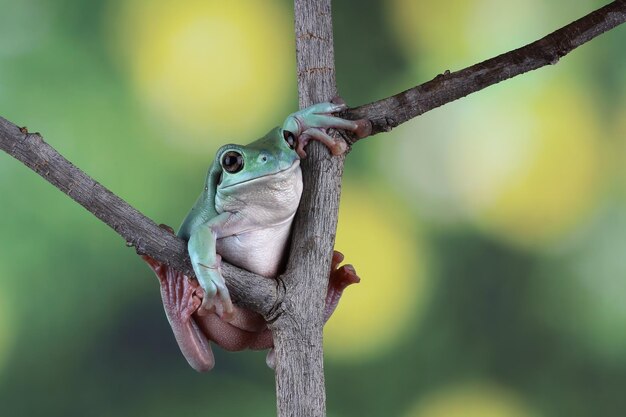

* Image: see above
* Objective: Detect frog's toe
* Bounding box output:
[303,127,348,156]
[313,114,372,138]
[356,118,372,139]
[199,298,234,321]
[181,293,201,319]
[330,96,347,106]
[296,134,310,158]
[197,281,217,313]
[331,250,345,270]
[157,223,176,235]
[330,250,361,291]
[319,114,364,133]
[216,283,235,319]
[141,254,163,275]
[332,264,360,290]
[310,101,347,115]
[198,284,234,321]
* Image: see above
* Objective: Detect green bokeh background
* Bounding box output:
[1,0,625,416]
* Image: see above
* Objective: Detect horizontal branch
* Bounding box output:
[0,116,278,316]
[346,0,626,137]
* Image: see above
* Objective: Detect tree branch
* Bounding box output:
[1,3,625,416]
[346,0,626,138]
[268,1,340,416]
[0,117,278,316]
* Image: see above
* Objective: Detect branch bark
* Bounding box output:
[345,0,626,138]
[268,2,340,416]
[0,118,278,316]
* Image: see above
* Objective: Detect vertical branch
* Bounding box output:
[270,1,340,417]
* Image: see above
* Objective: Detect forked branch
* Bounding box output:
[0,6,624,415]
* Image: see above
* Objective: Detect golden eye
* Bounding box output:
[283,130,296,149]
[221,151,244,173]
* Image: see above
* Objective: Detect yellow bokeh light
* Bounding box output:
[387,76,604,248]
[477,82,604,246]
[387,0,475,70]
[386,0,545,73]
[109,0,293,150]
[405,383,537,417]
[324,184,429,361]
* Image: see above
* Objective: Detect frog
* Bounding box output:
[143,249,359,371]
[142,101,369,371]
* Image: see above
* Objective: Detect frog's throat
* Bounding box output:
[218,159,300,189]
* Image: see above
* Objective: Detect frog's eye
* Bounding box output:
[221,151,244,173]
[283,130,296,149]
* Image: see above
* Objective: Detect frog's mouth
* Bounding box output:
[220,159,300,189]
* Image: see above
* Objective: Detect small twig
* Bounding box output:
[346,0,626,138]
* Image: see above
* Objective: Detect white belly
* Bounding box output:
[216,220,293,278]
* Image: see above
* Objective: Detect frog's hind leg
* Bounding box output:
[142,255,216,372]
[324,250,360,322]
[261,251,359,370]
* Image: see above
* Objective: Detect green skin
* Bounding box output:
[178,101,367,317]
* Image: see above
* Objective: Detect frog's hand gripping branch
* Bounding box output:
[186,212,234,317]
[282,101,371,158]
[178,163,235,318]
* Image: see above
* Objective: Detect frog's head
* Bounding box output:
[215,127,299,190]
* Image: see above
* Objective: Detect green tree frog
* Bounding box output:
[142,101,368,371]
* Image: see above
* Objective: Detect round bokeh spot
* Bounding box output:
[386,0,546,73]
[108,0,293,150]
[475,81,604,246]
[405,383,537,417]
[324,184,429,362]
[385,75,604,248]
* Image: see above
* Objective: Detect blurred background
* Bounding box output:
[0,0,625,415]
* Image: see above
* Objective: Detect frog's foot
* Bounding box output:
[324,250,360,322]
[141,255,202,324]
[141,255,215,372]
[158,223,176,235]
[283,100,372,158]
[196,254,235,320]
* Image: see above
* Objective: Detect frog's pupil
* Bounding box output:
[222,151,244,173]
[283,130,296,149]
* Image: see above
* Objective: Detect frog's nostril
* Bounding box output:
[261,155,268,163]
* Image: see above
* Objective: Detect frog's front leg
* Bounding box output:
[188,212,234,318]
[283,101,371,158]
[142,255,215,372]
